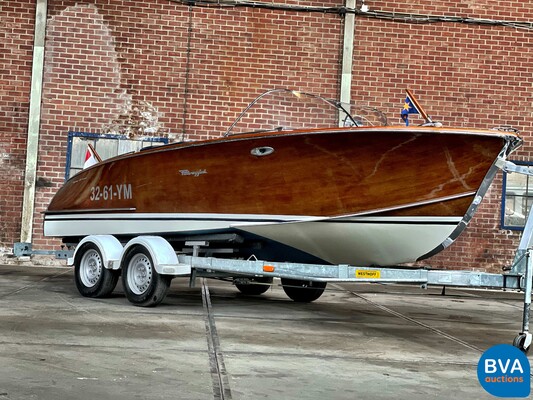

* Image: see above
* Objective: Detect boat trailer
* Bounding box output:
[13,158,533,352]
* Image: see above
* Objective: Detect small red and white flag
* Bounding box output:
[83,145,99,169]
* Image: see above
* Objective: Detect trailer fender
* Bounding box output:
[69,235,123,270]
[121,236,190,276]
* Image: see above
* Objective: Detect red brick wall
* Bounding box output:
[2,0,532,273]
[0,0,35,249]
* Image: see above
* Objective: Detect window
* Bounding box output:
[65,132,168,180]
[501,161,533,230]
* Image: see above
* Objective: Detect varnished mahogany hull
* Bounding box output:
[44,126,519,266]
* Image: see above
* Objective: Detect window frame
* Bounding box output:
[501,160,533,231]
[64,131,168,181]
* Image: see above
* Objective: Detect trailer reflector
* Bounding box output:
[263,265,275,273]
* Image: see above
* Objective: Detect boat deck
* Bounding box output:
[0,263,524,400]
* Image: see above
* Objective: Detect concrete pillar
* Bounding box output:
[20,0,47,243]
[339,0,356,127]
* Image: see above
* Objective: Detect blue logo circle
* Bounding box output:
[477,344,531,398]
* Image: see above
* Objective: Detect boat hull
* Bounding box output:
[44,126,519,266]
[43,211,459,265]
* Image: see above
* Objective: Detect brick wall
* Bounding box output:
[1,0,532,273]
[0,0,35,249]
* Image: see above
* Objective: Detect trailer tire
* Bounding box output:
[121,245,171,307]
[74,243,119,298]
[235,277,272,295]
[513,333,531,354]
[281,278,326,303]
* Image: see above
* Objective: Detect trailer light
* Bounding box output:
[263,265,275,273]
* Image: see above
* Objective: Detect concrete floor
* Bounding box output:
[0,263,529,400]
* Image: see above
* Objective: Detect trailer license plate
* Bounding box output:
[355,270,381,279]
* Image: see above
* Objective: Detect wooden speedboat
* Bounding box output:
[44,89,521,266]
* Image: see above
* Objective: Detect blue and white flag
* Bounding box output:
[401,95,419,126]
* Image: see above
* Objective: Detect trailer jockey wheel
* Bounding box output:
[513,332,532,354]
[281,278,326,303]
[121,245,171,307]
[74,242,119,298]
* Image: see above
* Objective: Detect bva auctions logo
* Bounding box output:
[477,344,530,398]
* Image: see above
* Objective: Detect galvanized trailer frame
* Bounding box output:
[179,234,531,352]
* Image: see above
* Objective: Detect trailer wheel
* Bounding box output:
[513,333,531,354]
[74,243,119,298]
[121,245,171,307]
[281,278,326,303]
[235,277,273,295]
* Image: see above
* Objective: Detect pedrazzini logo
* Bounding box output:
[477,344,531,398]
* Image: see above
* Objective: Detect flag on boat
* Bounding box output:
[83,144,98,169]
[401,95,419,126]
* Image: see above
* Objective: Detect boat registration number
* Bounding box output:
[355,270,381,279]
[90,184,133,202]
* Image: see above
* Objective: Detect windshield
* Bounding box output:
[224,89,388,137]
